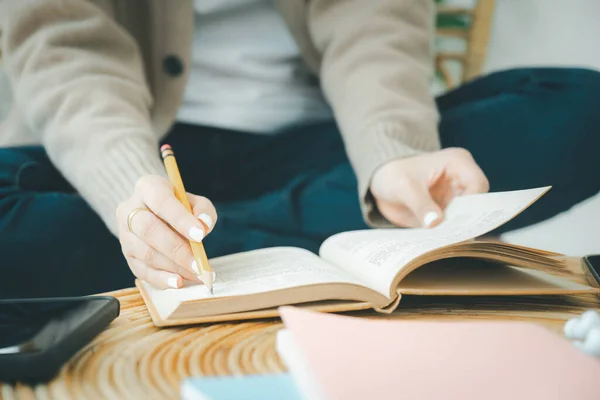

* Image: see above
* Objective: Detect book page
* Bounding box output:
[319,187,550,296]
[144,247,366,318]
[396,259,594,295]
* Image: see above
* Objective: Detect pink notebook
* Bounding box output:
[277,307,600,400]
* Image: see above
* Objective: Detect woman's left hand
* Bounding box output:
[369,148,489,228]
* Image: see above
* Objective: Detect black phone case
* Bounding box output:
[583,255,600,288]
[0,296,120,384]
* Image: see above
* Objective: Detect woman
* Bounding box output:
[0,0,599,298]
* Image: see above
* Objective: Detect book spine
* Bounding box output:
[372,293,402,314]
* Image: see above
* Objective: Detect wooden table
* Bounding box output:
[2,260,599,399]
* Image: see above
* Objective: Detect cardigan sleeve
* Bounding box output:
[306,0,442,227]
[0,0,166,235]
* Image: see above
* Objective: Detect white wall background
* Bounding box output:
[485,0,600,73]
[483,0,600,255]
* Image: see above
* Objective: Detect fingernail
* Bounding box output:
[167,277,179,289]
[423,211,439,227]
[191,259,200,275]
[189,226,205,242]
[198,213,213,229]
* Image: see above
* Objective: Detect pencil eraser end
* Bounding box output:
[160,144,172,152]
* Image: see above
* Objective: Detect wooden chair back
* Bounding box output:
[435,0,495,88]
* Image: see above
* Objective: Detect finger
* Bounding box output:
[428,168,455,208]
[126,257,183,289]
[121,232,202,283]
[396,178,444,228]
[116,198,138,234]
[376,200,421,228]
[454,155,490,195]
[189,194,218,233]
[461,170,490,195]
[137,177,209,242]
[430,177,463,209]
[128,208,198,275]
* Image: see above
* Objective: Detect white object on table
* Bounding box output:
[565,310,600,358]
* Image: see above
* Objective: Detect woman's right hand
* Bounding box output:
[116,175,218,289]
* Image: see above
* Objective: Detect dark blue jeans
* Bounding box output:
[1,68,600,298]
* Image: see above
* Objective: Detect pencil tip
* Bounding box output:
[200,271,215,296]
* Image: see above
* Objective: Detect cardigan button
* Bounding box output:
[163,55,184,77]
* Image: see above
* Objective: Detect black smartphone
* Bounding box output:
[583,255,600,288]
[0,296,119,384]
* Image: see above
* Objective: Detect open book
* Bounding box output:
[137,187,599,327]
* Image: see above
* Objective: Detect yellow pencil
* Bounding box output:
[160,144,214,294]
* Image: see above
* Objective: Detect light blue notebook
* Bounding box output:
[181,373,303,400]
